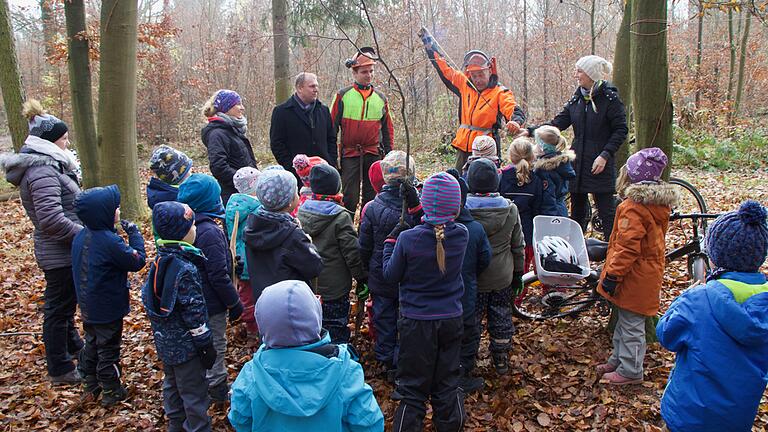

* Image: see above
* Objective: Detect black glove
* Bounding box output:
[119,219,139,234]
[387,222,411,241]
[399,180,420,210]
[511,272,524,296]
[601,275,619,296]
[234,255,245,278]
[446,168,461,181]
[198,342,217,370]
[228,301,244,324]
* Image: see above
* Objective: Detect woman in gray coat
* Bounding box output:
[1,100,84,384]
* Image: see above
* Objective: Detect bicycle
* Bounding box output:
[512,211,721,320]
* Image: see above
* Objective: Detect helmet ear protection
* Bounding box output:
[345,46,379,69]
[462,49,497,76]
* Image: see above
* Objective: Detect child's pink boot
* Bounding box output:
[595,363,617,375]
[601,371,642,385]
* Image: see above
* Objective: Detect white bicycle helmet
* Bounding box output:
[537,236,579,265]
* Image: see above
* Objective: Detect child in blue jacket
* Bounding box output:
[147,145,193,209]
[531,125,575,217]
[657,200,768,432]
[358,150,420,377]
[499,137,543,271]
[143,201,216,432]
[229,280,384,432]
[225,167,262,346]
[447,169,492,394]
[178,174,243,402]
[383,172,468,431]
[72,185,146,406]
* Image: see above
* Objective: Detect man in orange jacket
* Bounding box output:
[331,47,395,214]
[419,27,525,170]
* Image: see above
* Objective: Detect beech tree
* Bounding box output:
[0,0,26,152]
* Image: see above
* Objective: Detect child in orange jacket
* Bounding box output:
[596,148,678,385]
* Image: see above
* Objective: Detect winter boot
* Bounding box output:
[81,375,101,401]
[209,381,230,403]
[100,383,127,407]
[459,371,484,394]
[492,351,509,375]
[49,369,81,385]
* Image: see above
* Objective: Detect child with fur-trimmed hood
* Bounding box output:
[531,126,575,217]
[596,148,679,385]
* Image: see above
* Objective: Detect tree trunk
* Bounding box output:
[726,8,736,104]
[542,0,550,118]
[590,0,596,55]
[522,0,528,111]
[40,0,56,61]
[98,0,145,220]
[733,12,751,117]
[272,0,291,104]
[613,0,632,169]
[631,0,673,178]
[0,0,26,152]
[694,3,703,109]
[64,0,99,187]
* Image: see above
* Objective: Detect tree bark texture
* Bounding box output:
[0,0,27,152]
[612,0,632,169]
[64,0,99,187]
[733,12,750,117]
[631,0,673,178]
[98,0,146,220]
[272,0,291,104]
[694,3,703,109]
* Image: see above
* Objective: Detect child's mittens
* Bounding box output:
[234,255,245,277]
[399,180,421,210]
[228,301,244,324]
[387,221,411,241]
[355,279,369,301]
[119,219,139,235]
[511,272,524,296]
[601,274,619,296]
[198,342,217,369]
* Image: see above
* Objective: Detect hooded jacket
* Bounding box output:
[297,200,365,301]
[455,208,493,318]
[201,119,257,205]
[225,193,262,281]
[358,186,420,299]
[499,164,545,245]
[243,210,323,298]
[72,185,146,324]
[547,82,628,194]
[1,136,83,270]
[657,272,768,432]
[532,151,576,218]
[382,222,469,320]
[228,332,384,432]
[466,196,525,293]
[142,244,212,366]
[597,182,679,316]
[190,213,240,315]
[146,176,179,209]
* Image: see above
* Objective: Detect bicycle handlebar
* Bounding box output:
[669,212,721,221]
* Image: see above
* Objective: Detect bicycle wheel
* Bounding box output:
[512,275,600,320]
[669,177,708,227]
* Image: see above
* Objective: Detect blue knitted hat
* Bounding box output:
[256,168,297,211]
[149,145,193,185]
[706,200,768,272]
[177,173,225,218]
[153,201,195,241]
[213,89,242,114]
[421,172,461,225]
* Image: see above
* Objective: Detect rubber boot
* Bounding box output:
[100,382,127,407]
[492,351,509,375]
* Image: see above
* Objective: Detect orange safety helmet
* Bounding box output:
[345,46,379,69]
[462,50,498,77]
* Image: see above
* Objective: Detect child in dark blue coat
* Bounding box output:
[178,174,243,402]
[657,201,768,432]
[143,201,216,431]
[72,185,146,406]
[383,172,468,431]
[531,126,575,217]
[358,150,420,377]
[147,145,193,209]
[448,169,492,394]
[499,137,544,271]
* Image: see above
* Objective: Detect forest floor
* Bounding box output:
[0,166,766,431]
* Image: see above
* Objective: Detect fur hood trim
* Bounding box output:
[533,150,575,171]
[623,182,679,207]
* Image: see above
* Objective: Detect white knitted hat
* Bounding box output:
[575,55,613,82]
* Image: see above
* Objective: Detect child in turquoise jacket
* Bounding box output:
[657,200,768,432]
[228,280,384,432]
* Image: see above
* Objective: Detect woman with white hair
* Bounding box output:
[525,55,628,238]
